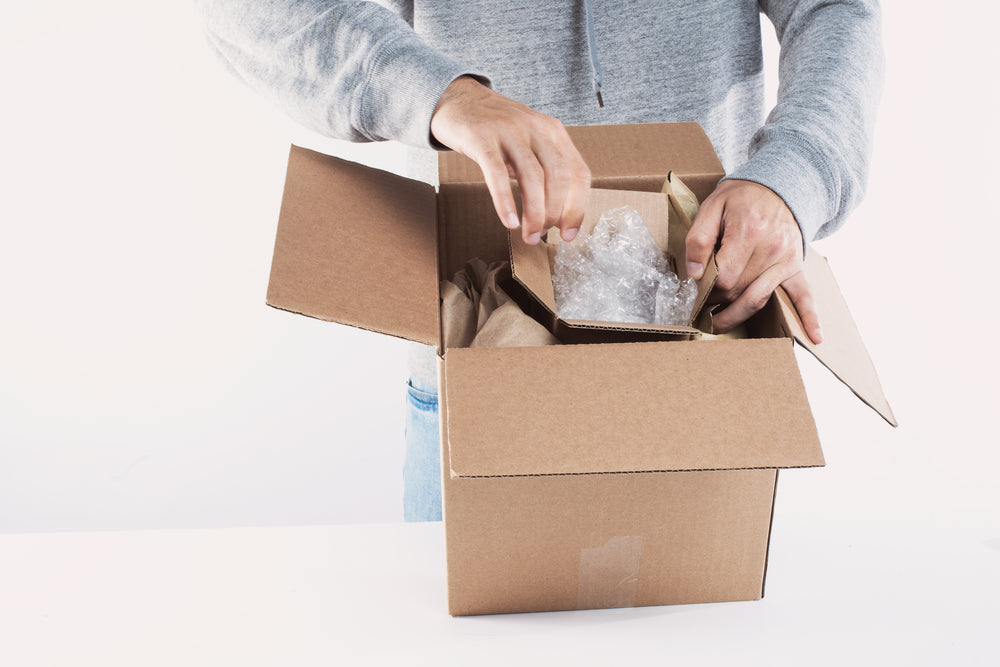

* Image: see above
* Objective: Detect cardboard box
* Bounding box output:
[266,122,895,616]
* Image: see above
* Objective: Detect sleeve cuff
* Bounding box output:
[724,129,840,256]
[356,35,490,150]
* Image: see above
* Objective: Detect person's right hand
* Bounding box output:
[430,76,591,244]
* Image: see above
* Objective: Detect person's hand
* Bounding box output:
[685,179,823,344]
[430,76,591,244]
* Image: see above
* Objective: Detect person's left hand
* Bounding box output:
[684,179,823,344]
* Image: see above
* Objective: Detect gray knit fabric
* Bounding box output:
[196,0,883,242]
[194,0,883,388]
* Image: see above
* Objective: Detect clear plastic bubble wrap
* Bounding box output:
[552,206,697,326]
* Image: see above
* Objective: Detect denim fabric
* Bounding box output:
[403,378,442,522]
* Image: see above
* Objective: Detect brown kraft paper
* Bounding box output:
[441,259,560,349]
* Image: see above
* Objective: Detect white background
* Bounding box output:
[1,0,998,548]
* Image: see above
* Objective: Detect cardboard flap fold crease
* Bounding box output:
[444,338,824,478]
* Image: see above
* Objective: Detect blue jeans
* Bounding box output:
[403,378,442,521]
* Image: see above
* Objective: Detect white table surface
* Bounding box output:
[1,517,996,667]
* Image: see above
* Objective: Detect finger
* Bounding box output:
[473,145,520,231]
[781,271,823,344]
[558,149,591,242]
[713,210,760,301]
[557,160,590,242]
[685,195,724,280]
[536,146,570,232]
[532,123,591,242]
[508,148,547,244]
[536,150,590,242]
[711,263,786,334]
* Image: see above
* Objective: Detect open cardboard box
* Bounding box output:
[266,122,896,616]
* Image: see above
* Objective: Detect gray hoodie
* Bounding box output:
[195,0,883,246]
[195,0,883,390]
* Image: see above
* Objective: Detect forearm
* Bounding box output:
[194,0,487,148]
[728,0,885,247]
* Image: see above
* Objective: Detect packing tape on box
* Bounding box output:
[577,536,643,609]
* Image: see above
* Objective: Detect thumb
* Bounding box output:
[685,197,723,281]
[781,271,823,345]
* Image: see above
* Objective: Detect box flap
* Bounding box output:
[663,180,718,324]
[773,249,897,426]
[439,122,726,202]
[509,188,710,336]
[444,338,824,477]
[266,146,439,346]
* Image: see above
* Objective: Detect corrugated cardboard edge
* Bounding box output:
[557,320,700,336]
[438,358,460,616]
[775,249,897,427]
[444,465,819,478]
[760,469,780,599]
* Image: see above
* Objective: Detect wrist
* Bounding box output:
[431,76,490,145]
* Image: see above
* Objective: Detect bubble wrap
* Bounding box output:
[552,206,696,326]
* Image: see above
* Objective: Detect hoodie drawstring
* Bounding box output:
[582,0,604,107]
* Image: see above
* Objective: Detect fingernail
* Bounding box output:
[562,227,578,242]
[687,261,703,279]
[812,326,823,344]
[504,212,520,230]
[526,232,542,245]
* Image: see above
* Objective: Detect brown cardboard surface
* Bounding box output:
[440,364,777,616]
[439,122,725,202]
[775,249,897,426]
[266,146,440,345]
[443,468,777,615]
[437,182,509,280]
[444,338,824,477]
[508,230,558,312]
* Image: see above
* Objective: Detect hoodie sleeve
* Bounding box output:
[193,0,489,149]
[725,0,885,248]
